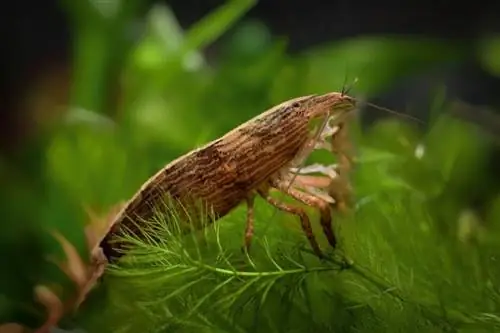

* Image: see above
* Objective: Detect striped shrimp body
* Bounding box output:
[100,92,357,260]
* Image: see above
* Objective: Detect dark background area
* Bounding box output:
[2,0,499,203]
[1,0,499,203]
[1,0,499,207]
[3,0,500,117]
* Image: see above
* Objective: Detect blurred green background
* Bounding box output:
[1,0,500,332]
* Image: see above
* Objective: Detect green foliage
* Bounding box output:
[1,0,500,332]
[74,108,500,333]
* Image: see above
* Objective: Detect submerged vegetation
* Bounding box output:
[75,110,500,333]
[1,0,500,332]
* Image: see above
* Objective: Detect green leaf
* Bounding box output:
[181,0,257,54]
[301,37,467,95]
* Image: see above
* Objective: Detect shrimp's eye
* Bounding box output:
[292,102,301,108]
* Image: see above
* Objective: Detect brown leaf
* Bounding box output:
[33,285,64,333]
[83,201,126,253]
[0,323,31,333]
[49,231,88,291]
[2,201,128,333]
